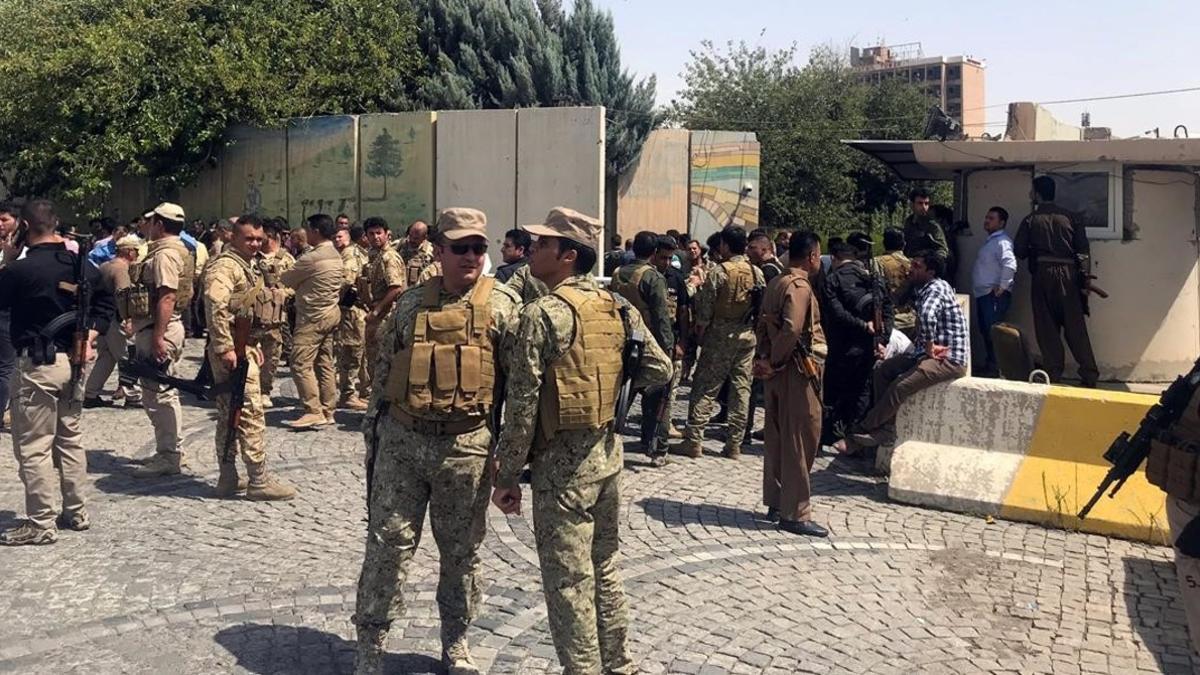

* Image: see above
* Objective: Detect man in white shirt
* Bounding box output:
[971,206,1017,376]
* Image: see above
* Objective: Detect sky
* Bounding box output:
[593,0,1200,138]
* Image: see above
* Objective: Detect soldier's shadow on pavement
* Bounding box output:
[213,623,443,675]
[0,510,18,530]
[86,449,213,499]
[637,497,777,531]
[1123,556,1200,673]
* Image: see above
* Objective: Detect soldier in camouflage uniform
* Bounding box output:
[504,259,549,303]
[491,208,671,675]
[359,217,407,385]
[673,226,764,460]
[335,223,370,410]
[396,220,436,286]
[255,219,295,408]
[203,215,297,501]
[873,229,915,338]
[354,208,520,675]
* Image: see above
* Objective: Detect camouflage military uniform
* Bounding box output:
[504,262,549,304]
[494,275,672,675]
[359,246,406,384]
[397,239,435,287]
[417,259,441,285]
[682,254,764,454]
[337,245,370,404]
[874,250,914,337]
[254,248,295,402]
[355,276,520,673]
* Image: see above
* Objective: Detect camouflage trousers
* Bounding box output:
[209,346,265,466]
[354,420,491,650]
[684,324,756,447]
[532,472,636,675]
[255,327,285,398]
[336,306,369,399]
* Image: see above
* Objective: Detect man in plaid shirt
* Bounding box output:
[835,251,968,453]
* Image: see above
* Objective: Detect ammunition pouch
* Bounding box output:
[1147,434,1200,502]
[118,286,151,322]
[252,287,289,328]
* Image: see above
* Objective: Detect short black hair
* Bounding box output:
[705,232,721,251]
[275,216,290,231]
[830,240,857,260]
[556,238,597,274]
[21,199,57,237]
[349,224,365,240]
[911,251,945,278]
[96,217,116,235]
[988,206,1009,224]
[363,217,389,233]
[882,228,905,252]
[789,231,820,261]
[0,202,16,217]
[909,187,931,202]
[306,213,337,240]
[610,232,623,248]
[504,228,531,252]
[336,212,350,222]
[263,218,283,237]
[747,230,771,245]
[720,225,748,255]
[237,213,264,229]
[655,235,678,252]
[157,214,184,235]
[632,230,658,258]
[1033,175,1056,201]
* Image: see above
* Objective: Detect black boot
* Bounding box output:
[779,519,828,537]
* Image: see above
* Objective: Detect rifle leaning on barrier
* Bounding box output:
[1077,356,1200,520]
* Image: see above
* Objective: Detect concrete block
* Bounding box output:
[358,112,435,233]
[516,105,605,234]
[287,115,359,224]
[222,125,287,220]
[615,128,690,241]
[176,164,223,224]
[436,109,517,268]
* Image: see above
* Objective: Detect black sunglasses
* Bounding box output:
[449,242,488,255]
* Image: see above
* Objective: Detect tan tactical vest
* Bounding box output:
[123,239,195,321]
[1146,387,1200,501]
[665,281,679,324]
[384,277,497,418]
[253,255,289,328]
[712,260,755,321]
[608,264,652,329]
[537,286,626,441]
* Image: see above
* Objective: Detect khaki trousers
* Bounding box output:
[134,320,186,457]
[336,306,369,399]
[763,363,822,521]
[11,354,86,529]
[83,322,140,401]
[210,346,266,465]
[1031,263,1099,386]
[256,328,284,397]
[859,354,966,435]
[1168,496,1200,652]
[291,314,338,417]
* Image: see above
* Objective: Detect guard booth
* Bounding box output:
[846,138,1200,384]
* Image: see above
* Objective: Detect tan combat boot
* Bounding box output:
[721,443,742,460]
[214,463,248,498]
[442,639,481,675]
[132,453,184,478]
[669,440,702,459]
[284,412,327,429]
[340,395,369,411]
[245,461,297,501]
[354,624,387,675]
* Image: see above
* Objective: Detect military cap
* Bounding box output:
[522,207,601,252]
[115,234,142,250]
[435,207,488,241]
[144,202,186,222]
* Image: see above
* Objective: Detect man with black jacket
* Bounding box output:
[0,199,115,545]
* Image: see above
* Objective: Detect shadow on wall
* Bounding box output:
[213,623,443,675]
[1122,556,1200,673]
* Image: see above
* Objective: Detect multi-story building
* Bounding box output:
[851,43,986,137]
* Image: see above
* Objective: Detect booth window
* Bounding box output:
[1034,164,1123,240]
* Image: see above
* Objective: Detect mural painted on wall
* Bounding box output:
[287,116,359,223]
[358,112,435,231]
[688,130,760,242]
[222,125,287,220]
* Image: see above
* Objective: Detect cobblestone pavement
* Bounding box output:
[0,342,1196,674]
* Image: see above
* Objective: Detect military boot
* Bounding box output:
[354,624,387,675]
[721,443,742,460]
[215,463,248,498]
[284,412,327,429]
[132,453,184,478]
[669,440,702,459]
[340,395,369,411]
[245,461,297,501]
[442,639,481,675]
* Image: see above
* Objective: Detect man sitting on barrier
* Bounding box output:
[835,251,967,454]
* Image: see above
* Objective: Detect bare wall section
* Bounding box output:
[516,106,606,231]
[436,110,517,263]
[359,112,435,232]
[287,116,359,224]
[615,128,689,240]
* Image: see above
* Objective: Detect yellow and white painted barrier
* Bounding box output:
[887,378,1168,545]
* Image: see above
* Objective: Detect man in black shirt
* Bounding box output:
[648,235,691,450]
[0,200,115,545]
[494,228,531,283]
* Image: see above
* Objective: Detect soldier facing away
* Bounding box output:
[353,207,520,674]
[491,207,671,675]
[202,214,296,501]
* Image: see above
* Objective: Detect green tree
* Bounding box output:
[365,128,404,200]
[410,0,658,177]
[0,0,422,205]
[671,41,937,237]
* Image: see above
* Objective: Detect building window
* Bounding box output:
[947,102,962,115]
[927,65,942,79]
[1034,163,1123,240]
[948,65,961,80]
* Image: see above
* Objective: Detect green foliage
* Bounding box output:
[671,41,940,237]
[411,0,658,177]
[0,0,421,205]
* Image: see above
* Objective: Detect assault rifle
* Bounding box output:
[1077,357,1200,520]
[614,305,645,433]
[38,235,96,388]
[218,316,253,464]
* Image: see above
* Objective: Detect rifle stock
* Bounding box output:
[219,315,253,465]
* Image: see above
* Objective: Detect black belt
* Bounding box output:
[389,408,488,436]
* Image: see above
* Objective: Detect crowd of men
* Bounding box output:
[0,172,1117,672]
